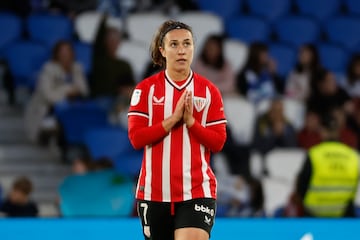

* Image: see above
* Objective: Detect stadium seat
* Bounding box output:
[54,100,110,145]
[223,95,256,145]
[268,43,297,77]
[116,40,149,82]
[317,43,349,75]
[283,98,305,130]
[265,148,306,183]
[294,0,341,22]
[73,41,93,76]
[74,11,122,44]
[0,13,22,57]
[226,16,270,44]
[324,16,360,51]
[344,0,360,15]
[177,12,224,56]
[83,126,132,160]
[127,12,168,47]
[224,38,249,73]
[113,150,143,178]
[274,16,320,48]
[26,13,73,49]
[246,0,291,22]
[261,177,292,216]
[197,0,243,20]
[4,40,48,88]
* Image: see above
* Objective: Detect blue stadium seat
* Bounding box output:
[4,40,48,88]
[344,0,360,15]
[54,100,110,145]
[73,41,93,76]
[226,16,270,44]
[84,126,132,160]
[268,43,297,77]
[325,16,360,51]
[318,43,349,75]
[294,0,341,22]
[246,0,291,22]
[274,16,320,48]
[114,150,143,178]
[26,13,73,49]
[0,13,22,57]
[197,0,243,20]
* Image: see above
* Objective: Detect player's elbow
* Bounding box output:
[128,131,145,150]
[211,133,227,153]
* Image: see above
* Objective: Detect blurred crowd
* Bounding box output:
[0,0,360,218]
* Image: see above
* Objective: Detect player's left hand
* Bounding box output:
[183,90,195,127]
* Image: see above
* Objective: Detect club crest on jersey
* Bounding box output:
[193,96,207,112]
[153,96,164,105]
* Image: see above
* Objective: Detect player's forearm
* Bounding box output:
[187,121,227,152]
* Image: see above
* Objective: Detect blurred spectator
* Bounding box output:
[285,44,322,102]
[333,107,358,149]
[90,14,135,101]
[297,111,322,150]
[192,34,237,96]
[236,42,283,103]
[307,69,352,121]
[0,60,15,106]
[71,156,92,175]
[0,177,38,217]
[343,53,360,98]
[24,40,89,144]
[289,114,359,217]
[253,97,297,156]
[221,127,251,178]
[217,175,265,217]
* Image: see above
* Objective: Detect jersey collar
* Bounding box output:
[165,70,193,91]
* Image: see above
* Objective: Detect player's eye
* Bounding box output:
[170,42,177,48]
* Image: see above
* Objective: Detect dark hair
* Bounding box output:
[244,42,268,74]
[150,20,193,67]
[199,34,225,70]
[51,40,74,62]
[13,176,33,195]
[294,44,321,73]
[346,53,360,85]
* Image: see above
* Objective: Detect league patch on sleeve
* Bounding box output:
[130,89,142,106]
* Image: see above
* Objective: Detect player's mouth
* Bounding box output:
[176,58,187,63]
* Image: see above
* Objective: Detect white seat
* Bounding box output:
[224,38,249,73]
[74,11,122,44]
[116,40,150,82]
[223,95,256,145]
[126,12,169,47]
[283,98,305,130]
[176,11,224,57]
[262,177,292,216]
[265,148,306,183]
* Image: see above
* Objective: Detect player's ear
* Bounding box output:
[159,46,166,58]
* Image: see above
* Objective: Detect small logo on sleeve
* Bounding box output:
[130,89,142,106]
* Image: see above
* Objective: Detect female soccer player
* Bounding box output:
[128,20,227,240]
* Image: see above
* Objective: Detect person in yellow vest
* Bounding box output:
[295,113,359,217]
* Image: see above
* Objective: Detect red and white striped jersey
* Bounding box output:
[128,70,226,202]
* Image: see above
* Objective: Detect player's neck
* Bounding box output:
[166,69,190,82]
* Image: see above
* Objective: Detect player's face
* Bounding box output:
[160,29,194,74]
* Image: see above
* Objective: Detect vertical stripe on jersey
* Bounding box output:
[144,85,155,200]
[162,80,173,201]
[200,86,212,198]
[182,81,194,201]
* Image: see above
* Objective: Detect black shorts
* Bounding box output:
[137,198,216,240]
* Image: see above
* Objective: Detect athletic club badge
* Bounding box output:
[193,96,207,112]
